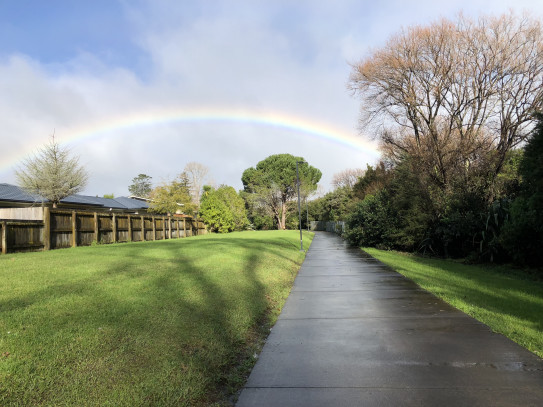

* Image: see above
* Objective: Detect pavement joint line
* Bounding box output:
[291,289,425,292]
[291,290,426,293]
[279,315,471,320]
[242,386,518,390]
[297,272,402,274]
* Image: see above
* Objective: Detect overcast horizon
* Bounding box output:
[1,1,542,197]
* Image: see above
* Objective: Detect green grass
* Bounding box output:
[0,230,313,406]
[363,248,543,358]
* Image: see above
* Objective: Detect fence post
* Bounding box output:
[152,216,156,240]
[176,217,179,239]
[93,212,99,244]
[1,221,7,254]
[127,215,132,242]
[141,215,145,241]
[183,218,186,237]
[163,216,167,239]
[44,207,51,251]
[71,211,77,247]
[112,213,117,243]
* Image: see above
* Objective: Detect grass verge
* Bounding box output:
[363,248,543,358]
[0,230,313,406]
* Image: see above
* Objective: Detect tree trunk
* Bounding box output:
[273,206,282,230]
[280,203,287,230]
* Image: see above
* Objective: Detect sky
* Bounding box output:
[1,0,542,197]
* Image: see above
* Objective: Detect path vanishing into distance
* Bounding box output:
[237,232,543,406]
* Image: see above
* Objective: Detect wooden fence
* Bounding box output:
[0,207,206,254]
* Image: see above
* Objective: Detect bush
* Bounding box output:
[501,197,543,267]
[500,112,543,268]
[344,192,397,248]
[200,186,248,233]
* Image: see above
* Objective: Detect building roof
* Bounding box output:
[0,183,149,211]
[0,183,43,203]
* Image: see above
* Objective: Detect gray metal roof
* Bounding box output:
[0,183,149,210]
[113,196,150,209]
[0,183,43,203]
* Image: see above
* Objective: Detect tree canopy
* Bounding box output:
[16,137,88,208]
[148,173,195,215]
[242,154,321,230]
[199,185,247,233]
[349,12,543,198]
[128,174,153,198]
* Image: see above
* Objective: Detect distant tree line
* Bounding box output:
[124,154,322,234]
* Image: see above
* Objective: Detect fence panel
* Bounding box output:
[6,222,44,252]
[117,216,129,242]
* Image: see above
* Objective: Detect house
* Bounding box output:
[0,183,149,220]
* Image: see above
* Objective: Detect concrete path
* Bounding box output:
[236,232,543,406]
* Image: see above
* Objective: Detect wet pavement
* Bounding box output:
[236,232,543,406]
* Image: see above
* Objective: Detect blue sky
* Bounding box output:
[1,0,542,196]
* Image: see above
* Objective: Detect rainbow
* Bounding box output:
[1,107,381,172]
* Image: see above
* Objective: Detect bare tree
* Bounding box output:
[349,12,543,195]
[16,137,88,208]
[331,168,366,189]
[183,162,209,208]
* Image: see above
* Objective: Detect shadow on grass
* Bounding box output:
[0,233,307,406]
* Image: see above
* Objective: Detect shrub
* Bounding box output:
[344,192,397,248]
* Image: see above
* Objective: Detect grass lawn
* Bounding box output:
[363,248,543,358]
[0,230,313,406]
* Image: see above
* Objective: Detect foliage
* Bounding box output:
[200,185,248,233]
[15,137,88,208]
[128,173,152,198]
[365,248,543,358]
[384,159,435,251]
[308,186,356,222]
[0,231,313,406]
[478,199,510,263]
[347,160,432,252]
[344,192,398,249]
[240,190,274,230]
[492,149,523,200]
[242,154,321,230]
[148,173,195,215]
[102,193,114,199]
[352,162,392,201]
[501,112,543,268]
